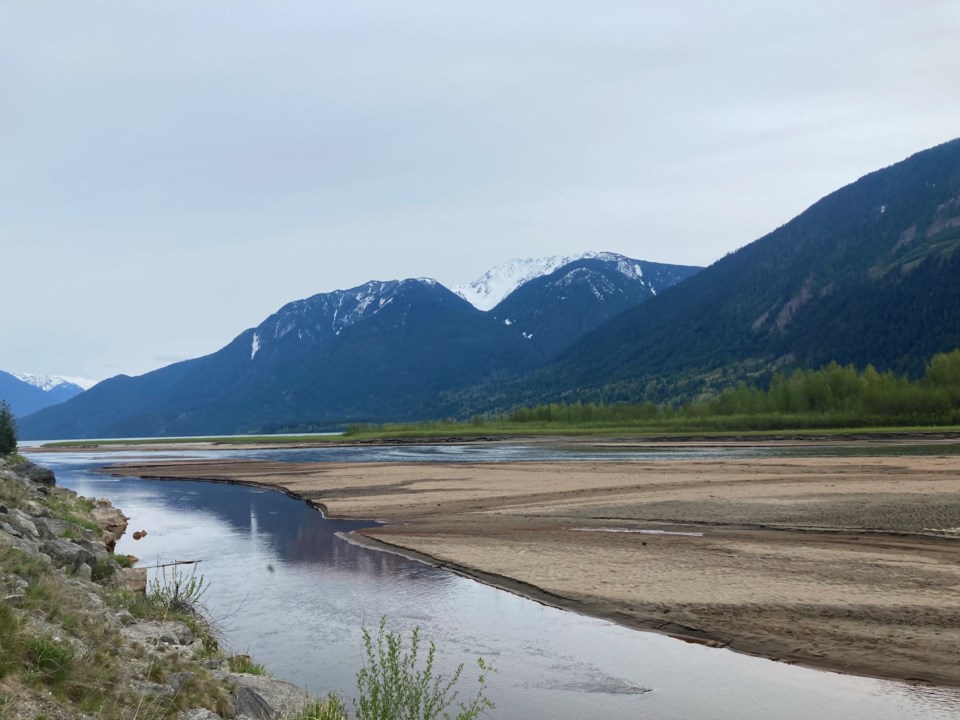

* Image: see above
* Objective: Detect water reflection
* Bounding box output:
[27,450,960,720]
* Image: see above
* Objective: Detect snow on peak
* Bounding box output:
[250,333,261,360]
[11,372,96,392]
[453,251,644,309]
[453,253,589,310]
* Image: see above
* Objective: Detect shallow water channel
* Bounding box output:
[27,444,960,720]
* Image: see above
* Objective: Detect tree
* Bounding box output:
[0,400,18,456]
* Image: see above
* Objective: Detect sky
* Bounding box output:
[2,1,959,382]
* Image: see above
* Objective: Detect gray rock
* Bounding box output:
[223,673,315,720]
[0,521,22,538]
[167,671,196,692]
[24,500,50,517]
[43,538,95,570]
[202,657,228,671]
[0,503,7,513]
[130,679,175,699]
[75,562,93,581]
[6,509,39,539]
[77,538,110,561]
[121,620,195,647]
[178,710,222,720]
[32,516,69,540]
[0,531,40,556]
[233,686,277,720]
[11,461,56,486]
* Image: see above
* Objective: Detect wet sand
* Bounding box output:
[103,447,960,686]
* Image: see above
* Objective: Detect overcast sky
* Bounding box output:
[2,1,959,382]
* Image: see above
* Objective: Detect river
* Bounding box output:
[25,444,960,720]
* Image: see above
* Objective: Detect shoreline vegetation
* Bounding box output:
[35,349,960,448]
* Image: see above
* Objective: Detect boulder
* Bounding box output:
[43,538,96,571]
[6,509,39,539]
[32,516,70,540]
[11,461,56,486]
[220,672,315,720]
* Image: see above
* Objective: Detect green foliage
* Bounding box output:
[26,636,75,689]
[293,694,349,720]
[354,617,494,720]
[0,399,17,456]
[110,552,136,569]
[148,564,209,615]
[228,654,268,675]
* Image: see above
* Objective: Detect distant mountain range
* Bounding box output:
[20,252,697,438]
[0,372,91,418]
[17,137,960,439]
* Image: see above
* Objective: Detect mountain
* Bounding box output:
[0,371,88,418]
[19,279,544,439]
[489,253,700,359]
[506,138,960,405]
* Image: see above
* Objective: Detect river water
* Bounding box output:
[25,444,960,720]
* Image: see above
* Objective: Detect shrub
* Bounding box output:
[354,617,494,720]
[148,563,209,615]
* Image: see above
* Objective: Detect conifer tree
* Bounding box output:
[0,400,18,456]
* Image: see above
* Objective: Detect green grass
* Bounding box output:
[228,654,268,675]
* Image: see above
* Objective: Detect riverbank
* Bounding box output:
[0,456,332,719]
[101,440,960,688]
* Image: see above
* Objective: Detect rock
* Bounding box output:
[222,673,315,720]
[90,501,129,550]
[130,679,175,699]
[11,461,56,486]
[0,521,22,538]
[167,671,196,692]
[75,562,93,581]
[43,538,96,571]
[122,620,195,647]
[32,516,70,540]
[77,538,110,561]
[233,686,277,720]
[25,500,51,517]
[178,710,222,720]
[6,509,40,539]
[0,503,7,513]
[0,531,41,556]
[122,567,147,593]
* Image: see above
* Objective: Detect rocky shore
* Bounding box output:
[0,456,331,720]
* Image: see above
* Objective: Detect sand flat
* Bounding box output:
[105,449,960,685]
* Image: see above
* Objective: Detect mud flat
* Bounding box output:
[104,447,960,686]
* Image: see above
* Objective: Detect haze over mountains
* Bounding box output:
[14,138,960,439]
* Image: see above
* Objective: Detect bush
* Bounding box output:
[148,563,209,615]
[354,617,494,720]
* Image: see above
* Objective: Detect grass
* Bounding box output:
[43,433,346,448]
[228,654,268,675]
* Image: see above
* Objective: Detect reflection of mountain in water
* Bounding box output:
[131,477,416,577]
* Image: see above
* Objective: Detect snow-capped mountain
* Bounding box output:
[489,254,701,358]
[453,253,591,311]
[454,251,681,310]
[19,278,544,439]
[11,372,96,392]
[0,371,90,418]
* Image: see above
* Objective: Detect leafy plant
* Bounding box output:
[148,564,209,615]
[354,617,494,720]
